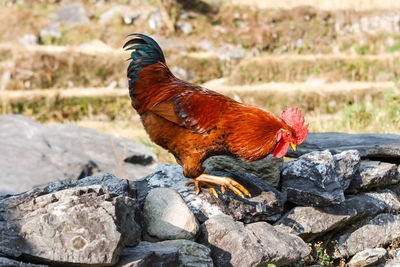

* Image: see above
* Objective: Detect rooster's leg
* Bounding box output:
[185,174,251,198]
[185,179,219,198]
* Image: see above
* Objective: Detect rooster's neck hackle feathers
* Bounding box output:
[226,106,285,161]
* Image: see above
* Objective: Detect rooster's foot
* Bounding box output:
[185,174,251,198]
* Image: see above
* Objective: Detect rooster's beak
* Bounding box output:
[290,142,296,151]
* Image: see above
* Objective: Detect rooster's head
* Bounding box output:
[273,107,309,158]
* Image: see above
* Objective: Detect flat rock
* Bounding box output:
[286,132,400,162]
[55,3,90,25]
[41,173,137,198]
[138,164,286,223]
[346,160,399,193]
[143,188,200,241]
[39,23,61,43]
[19,34,38,46]
[347,248,388,267]
[201,214,310,267]
[99,5,123,23]
[281,150,346,206]
[333,213,400,258]
[204,154,283,187]
[0,181,141,265]
[216,43,246,61]
[274,190,400,241]
[159,240,213,267]
[364,189,400,212]
[115,249,155,267]
[122,11,141,25]
[116,241,179,267]
[0,257,48,267]
[0,115,156,195]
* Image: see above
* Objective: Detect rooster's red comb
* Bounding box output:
[281,107,309,145]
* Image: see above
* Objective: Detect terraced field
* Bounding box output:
[1,0,399,162]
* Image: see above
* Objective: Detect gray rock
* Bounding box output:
[249,47,260,57]
[99,5,123,23]
[116,240,211,267]
[177,20,193,34]
[159,240,213,267]
[348,248,388,267]
[216,43,246,61]
[148,8,163,30]
[334,150,361,190]
[180,9,192,19]
[394,248,400,259]
[201,214,310,267]
[171,66,193,81]
[116,241,179,267]
[152,35,187,50]
[0,257,48,266]
[387,166,400,196]
[386,248,400,267]
[0,115,156,195]
[295,38,303,49]
[107,80,118,90]
[42,173,136,198]
[140,164,286,223]
[281,150,345,206]
[0,183,141,265]
[19,34,38,46]
[115,249,155,267]
[286,132,400,162]
[333,213,400,258]
[122,12,141,25]
[364,190,400,212]
[204,154,282,187]
[347,160,399,193]
[55,3,90,25]
[199,39,213,51]
[0,71,11,90]
[274,190,400,241]
[143,188,200,241]
[39,22,61,44]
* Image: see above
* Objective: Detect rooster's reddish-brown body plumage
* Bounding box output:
[125,34,308,185]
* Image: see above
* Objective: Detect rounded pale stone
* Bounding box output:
[143,187,200,241]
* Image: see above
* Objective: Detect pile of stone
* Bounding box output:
[1,115,400,266]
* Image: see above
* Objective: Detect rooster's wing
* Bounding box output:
[149,89,233,135]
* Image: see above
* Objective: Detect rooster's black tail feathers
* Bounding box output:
[124,34,166,95]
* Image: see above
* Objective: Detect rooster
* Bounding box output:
[124,34,308,198]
